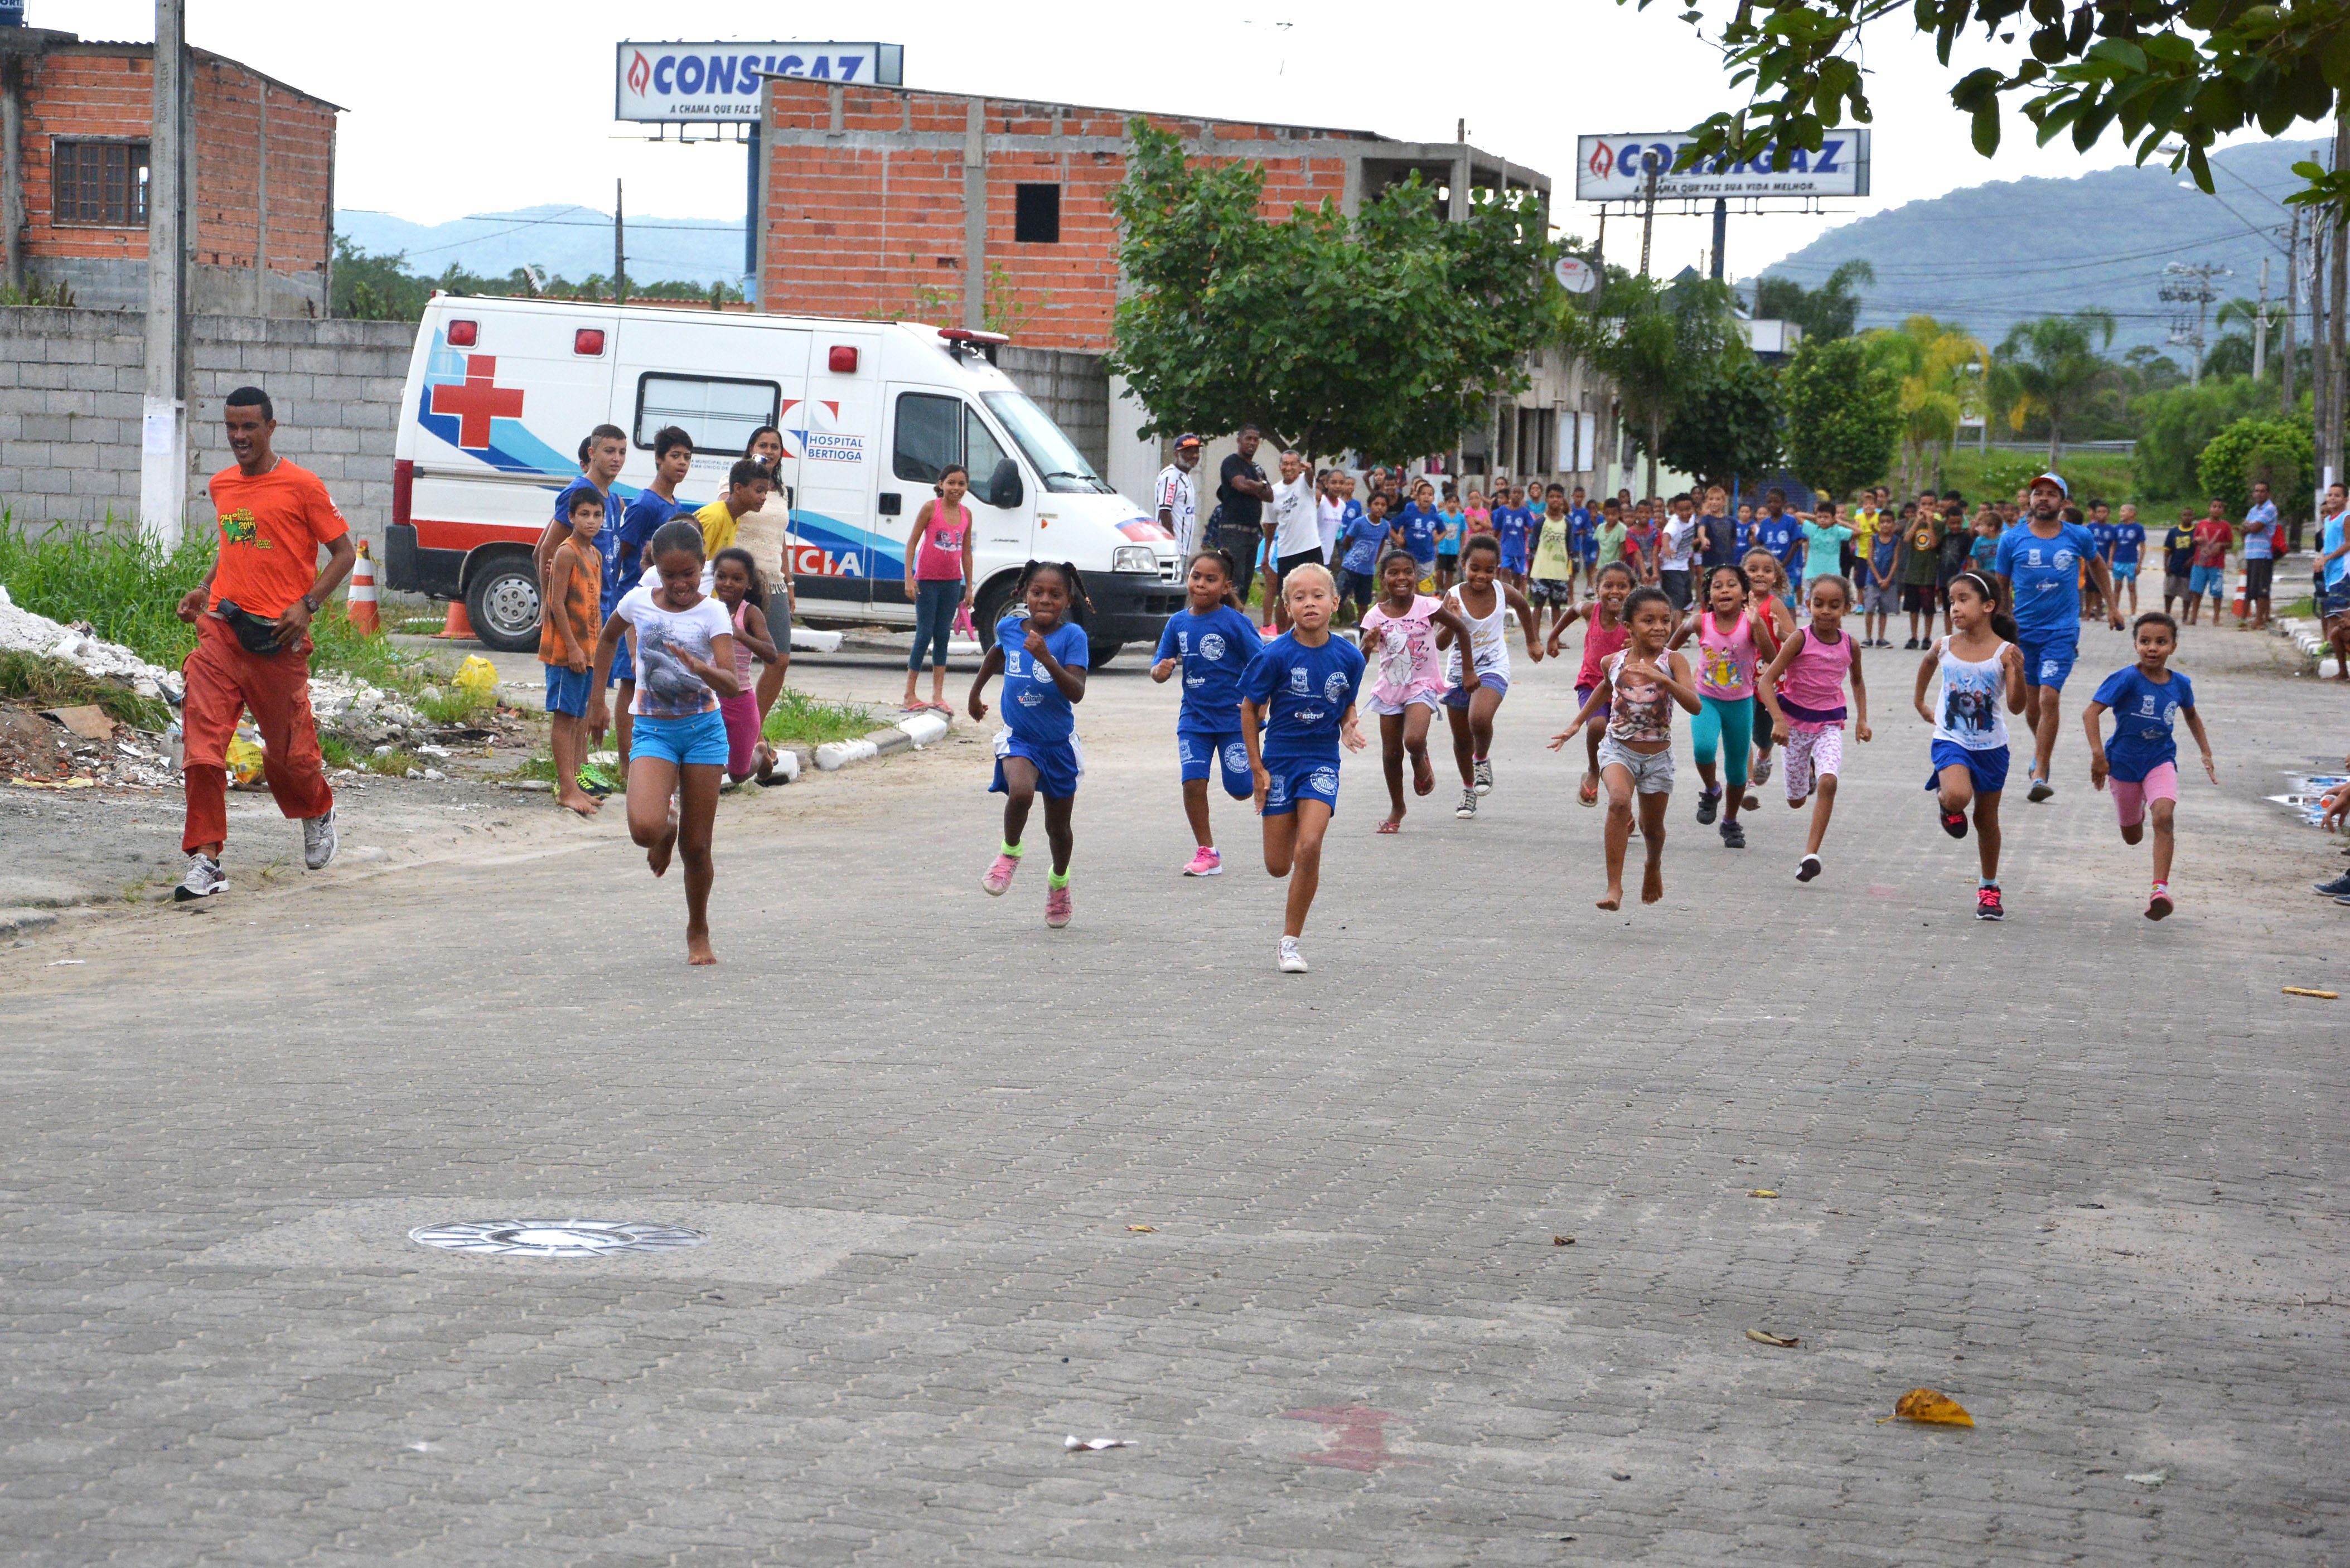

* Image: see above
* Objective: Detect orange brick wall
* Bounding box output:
[760,82,1368,352]
[17,45,335,280]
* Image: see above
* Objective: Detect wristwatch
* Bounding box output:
[299,593,322,614]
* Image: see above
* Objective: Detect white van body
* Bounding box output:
[385,295,1183,659]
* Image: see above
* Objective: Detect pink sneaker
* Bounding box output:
[1045,882,1073,928]
[981,853,1021,897]
[1182,846,1223,877]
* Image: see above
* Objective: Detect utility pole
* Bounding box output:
[2283,206,2300,414]
[613,178,627,306]
[1638,166,1659,278]
[2160,261,2228,384]
[2328,112,2348,497]
[138,0,187,550]
[1710,197,1727,282]
[2254,254,2270,380]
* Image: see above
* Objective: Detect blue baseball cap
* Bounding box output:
[1174,433,1202,451]
[2030,471,2068,498]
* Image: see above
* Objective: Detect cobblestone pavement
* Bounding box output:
[5,616,2347,1566]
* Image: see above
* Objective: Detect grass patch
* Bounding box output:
[318,733,357,770]
[762,688,879,746]
[0,649,173,730]
[511,749,559,783]
[364,747,420,778]
[415,685,497,725]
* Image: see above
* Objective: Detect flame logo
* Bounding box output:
[626,50,651,96]
[1588,142,1614,179]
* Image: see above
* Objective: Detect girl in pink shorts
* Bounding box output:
[1357,549,1475,833]
[710,549,781,785]
[2084,611,2216,920]
[1758,574,1870,884]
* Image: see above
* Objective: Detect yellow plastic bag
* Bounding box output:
[226,734,266,787]
[454,655,498,706]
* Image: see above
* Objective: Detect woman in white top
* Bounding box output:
[737,426,796,724]
[1439,534,1544,819]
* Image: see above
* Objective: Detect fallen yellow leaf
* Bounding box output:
[1879,1388,1974,1427]
[2282,987,2339,1000]
[1748,1189,1778,1199]
[1126,1225,1155,1233]
[1745,1329,1799,1347]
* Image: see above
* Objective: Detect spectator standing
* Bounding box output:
[2162,509,2198,618]
[2316,481,2350,680]
[1898,500,1943,648]
[539,423,626,593]
[172,388,356,901]
[1156,433,1203,556]
[2187,501,2233,626]
[1268,448,1322,632]
[1215,425,1274,608]
[736,425,797,628]
[2238,480,2279,630]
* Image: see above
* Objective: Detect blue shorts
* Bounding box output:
[1500,548,1528,573]
[630,706,729,768]
[542,662,592,718]
[2324,579,2350,618]
[1441,672,1510,707]
[992,729,1083,799]
[2189,563,2226,598]
[1578,540,1598,563]
[2112,559,2140,579]
[2015,632,2077,690]
[1179,729,1252,799]
[1927,738,2010,795]
[1260,756,1341,818]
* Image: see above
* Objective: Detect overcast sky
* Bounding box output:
[57,0,2284,283]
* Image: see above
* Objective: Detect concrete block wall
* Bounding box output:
[0,306,415,544]
[994,344,1108,476]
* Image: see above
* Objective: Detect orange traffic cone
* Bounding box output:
[345,541,381,634]
[436,599,476,640]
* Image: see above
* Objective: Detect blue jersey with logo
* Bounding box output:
[615,491,684,615]
[1570,506,1597,553]
[994,613,1089,744]
[1241,631,1366,765]
[1339,509,1388,574]
[1995,521,2098,637]
[1391,504,1439,567]
[2111,521,2145,565]
[2093,665,2193,781]
[1759,514,1799,567]
[1153,604,1263,734]
[2090,521,2117,560]
[1437,509,1467,553]
[1492,506,1529,555]
[554,477,626,618]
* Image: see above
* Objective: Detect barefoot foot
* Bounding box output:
[1641,859,1665,904]
[686,925,717,965]
[1596,886,1623,911]
[647,814,678,878]
[557,790,601,816]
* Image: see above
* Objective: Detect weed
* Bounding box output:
[761,688,878,746]
[318,733,357,771]
[415,686,496,726]
[365,747,419,778]
[0,649,173,730]
[511,749,559,783]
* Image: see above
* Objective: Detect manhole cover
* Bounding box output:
[408,1219,705,1259]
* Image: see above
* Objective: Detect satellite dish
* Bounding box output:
[1554,257,1598,294]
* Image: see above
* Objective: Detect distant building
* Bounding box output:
[1745,317,1802,361]
[0,27,340,314]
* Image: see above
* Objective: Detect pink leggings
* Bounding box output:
[2109,761,2177,826]
[719,691,762,780]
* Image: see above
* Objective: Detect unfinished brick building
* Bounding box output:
[750,78,1550,354]
[0,27,339,314]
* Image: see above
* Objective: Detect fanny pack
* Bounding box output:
[214,598,287,655]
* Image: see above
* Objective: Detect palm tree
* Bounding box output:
[1560,270,1744,498]
[1865,315,1987,491]
[2213,296,2286,378]
[1751,259,1878,342]
[1993,309,2117,467]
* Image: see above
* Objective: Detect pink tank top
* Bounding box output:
[1695,608,1758,700]
[1576,616,1629,690]
[730,599,756,681]
[1778,625,1853,722]
[914,501,970,581]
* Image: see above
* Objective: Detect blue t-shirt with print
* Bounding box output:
[994,613,1089,744]
[2093,665,2193,782]
[2243,499,2278,560]
[1758,514,1799,567]
[2089,520,2117,560]
[553,477,628,617]
[1338,510,1389,574]
[1437,510,1467,554]
[2111,521,2145,565]
[1153,604,1263,735]
[1391,504,1439,567]
[1240,631,1366,765]
[1570,506,1597,554]
[1995,521,2098,637]
[1492,506,1529,556]
[614,491,684,616]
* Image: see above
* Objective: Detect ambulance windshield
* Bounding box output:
[983,391,1113,495]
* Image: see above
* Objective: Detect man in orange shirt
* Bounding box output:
[171,386,357,899]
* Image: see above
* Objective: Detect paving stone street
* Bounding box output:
[5,619,2347,1566]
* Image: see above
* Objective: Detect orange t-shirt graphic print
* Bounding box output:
[206,461,348,618]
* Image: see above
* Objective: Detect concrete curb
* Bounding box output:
[0,907,61,936]
[2274,616,2344,677]
[816,710,954,772]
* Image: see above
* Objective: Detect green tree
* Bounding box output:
[1781,335,1901,501]
[1561,270,1746,498]
[1749,259,1875,342]
[1618,0,2350,212]
[1658,354,1782,491]
[1994,309,2117,466]
[1865,314,1986,492]
[2133,374,2275,501]
[2197,415,2314,519]
[1104,119,1553,463]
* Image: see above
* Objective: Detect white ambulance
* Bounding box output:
[384,294,1183,661]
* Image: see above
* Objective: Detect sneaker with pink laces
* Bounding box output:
[1182,846,1223,877]
[1045,881,1073,928]
[981,852,1021,897]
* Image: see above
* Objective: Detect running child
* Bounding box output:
[587,518,741,965]
[1549,584,1700,909]
[1360,548,1477,833]
[1914,570,2027,921]
[1240,563,1368,973]
[1528,483,1579,643]
[970,560,1091,927]
[1152,549,1264,875]
[1387,477,1441,591]
[1442,534,1544,819]
[1435,491,1466,589]
[1740,548,1800,792]
[1669,562,1781,849]
[1333,490,1390,621]
[1493,484,1531,593]
[1547,559,1635,807]
[1756,574,1870,883]
[2083,612,2215,919]
[709,546,781,786]
[2109,502,2146,617]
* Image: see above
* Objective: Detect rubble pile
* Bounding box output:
[0,584,183,704]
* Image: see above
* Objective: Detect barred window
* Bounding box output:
[52,141,150,226]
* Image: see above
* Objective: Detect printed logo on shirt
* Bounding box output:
[218,509,270,549]
[1288,667,1311,694]
[1017,688,1044,707]
[1323,672,1350,701]
[1293,706,1327,724]
[1174,630,1191,655]
[1200,633,1226,661]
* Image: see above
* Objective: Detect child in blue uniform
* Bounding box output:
[2084,612,2215,921]
[970,560,1091,928]
[1240,563,1367,974]
[1152,549,1265,878]
[1493,487,1531,591]
[1387,479,1440,591]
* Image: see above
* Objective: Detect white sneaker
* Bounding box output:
[1456,788,1478,819]
[1473,758,1494,795]
[174,852,228,901]
[302,807,339,870]
[1278,937,1308,974]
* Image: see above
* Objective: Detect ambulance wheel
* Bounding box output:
[465,555,541,653]
[1085,638,1123,667]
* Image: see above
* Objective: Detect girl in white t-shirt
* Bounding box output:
[588,518,740,965]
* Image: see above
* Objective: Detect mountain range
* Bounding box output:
[1754,137,2322,356]
[335,206,752,292]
